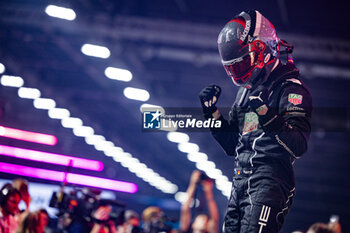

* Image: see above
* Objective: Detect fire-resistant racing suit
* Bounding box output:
[211,63,312,233]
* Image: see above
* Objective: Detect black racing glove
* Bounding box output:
[248,86,283,132]
[199,84,221,119]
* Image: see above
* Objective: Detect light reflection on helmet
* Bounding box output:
[218,10,280,88]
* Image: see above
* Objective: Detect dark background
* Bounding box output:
[0,1,350,232]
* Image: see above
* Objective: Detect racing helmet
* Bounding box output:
[218,10,280,88]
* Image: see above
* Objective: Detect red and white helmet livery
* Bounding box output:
[218,10,280,89]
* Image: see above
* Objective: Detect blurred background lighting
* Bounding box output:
[94,140,114,151]
[72,126,94,137]
[195,160,216,170]
[103,146,124,157]
[18,87,41,99]
[61,117,83,128]
[45,5,76,21]
[139,104,164,113]
[0,162,137,193]
[0,145,103,171]
[187,152,208,162]
[0,63,5,74]
[81,44,111,59]
[123,87,150,102]
[105,67,132,82]
[0,75,24,87]
[167,132,190,143]
[177,142,199,153]
[33,98,56,110]
[84,135,106,145]
[0,126,57,145]
[48,108,70,119]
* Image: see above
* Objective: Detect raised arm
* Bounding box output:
[202,180,219,233]
[180,171,201,232]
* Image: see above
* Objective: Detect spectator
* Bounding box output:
[142,206,172,233]
[0,183,21,233]
[307,221,342,233]
[180,171,219,233]
[12,179,30,211]
[90,205,117,233]
[16,209,49,233]
[118,210,141,233]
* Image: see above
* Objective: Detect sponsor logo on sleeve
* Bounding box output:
[288,93,303,106]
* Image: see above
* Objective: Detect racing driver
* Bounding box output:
[199,10,312,233]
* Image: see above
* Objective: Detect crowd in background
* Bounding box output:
[0,172,342,233]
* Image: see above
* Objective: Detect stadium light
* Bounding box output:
[45,5,76,21]
[0,75,24,87]
[0,63,5,74]
[2,72,178,195]
[0,162,137,193]
[84,135,106,146]
[187,152,208,162]
[18,87,41,99]
[105,67,132,82]
[0,126,57,145]
[33,98,56,110]
[177,142,199,153]
[0,145,103,171]
[123,87,150,102]
[81,44,110,59]
[61,117,83,129]
[72,126,94,137]
[140,104,164,113]
[48,108,70,119]
[167,132,189,144]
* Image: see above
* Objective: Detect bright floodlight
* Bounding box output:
[196,160,216,170]
[81,44,110,59]
[206,168,223,179]
[140,104,164,113]
[0,63,5,74]
[123,87,150,102]
[61,117,83,128]
[48,108,70,119]
[112,152,132,163]
[45,5,76,21]
[0,126,57,146]
[33,98,56,110]
[94,140,114,152]
[175,192,188,203]
[84,135,106,146]
[162,184,178,194]
[187,152,208,162]
[177,142,199,153]
[18,87,41,99]
[167,132,189,144]
[73,126,94,137]
[105,67,132,82]
[104,146,124,157]
[0,75,24,87]
[0,161,137,193]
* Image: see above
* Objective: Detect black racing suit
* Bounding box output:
[211,63,312,233]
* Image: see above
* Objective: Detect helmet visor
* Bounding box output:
[223,52,256,85]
